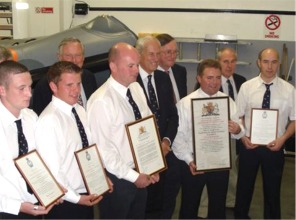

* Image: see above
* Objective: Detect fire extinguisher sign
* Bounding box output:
[264,14,281,39]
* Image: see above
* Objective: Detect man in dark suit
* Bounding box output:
[156,33,188,219]
[135,35,179,219]
[31,37,97,115]
[156,34,187,101]
[198,47,247,218]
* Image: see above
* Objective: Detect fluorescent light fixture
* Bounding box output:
[16,2,29,10]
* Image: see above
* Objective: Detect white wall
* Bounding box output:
[69,0,295,41]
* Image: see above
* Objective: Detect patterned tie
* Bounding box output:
[126,88,142,120]
[15,119,33,194]
[15,119,28,156]
[77,95,83,107]
[262,83,273,109]
[147,75,160,121]
[227,79,235,100]
[72,108,89,147]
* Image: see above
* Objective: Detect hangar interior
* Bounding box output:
[0,0,295,219]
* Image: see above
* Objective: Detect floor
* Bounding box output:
[171,156,295,219]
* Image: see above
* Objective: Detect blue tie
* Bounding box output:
[72,108,89,147]
[227,79,235,100]
[262,83,273,109]
[15,119,33,194]
[127,88,142,120]
[147,75,160,122]
[15,119,28,156]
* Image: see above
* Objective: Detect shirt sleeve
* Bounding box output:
[172,99,193,165]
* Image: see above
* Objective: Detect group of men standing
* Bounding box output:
[0,33,294,220]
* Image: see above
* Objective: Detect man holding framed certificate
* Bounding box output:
[172,59,244,219]
[35,61,105,219]
[87,43,160,219]
[234,48,295,219]
[0,61,56,218]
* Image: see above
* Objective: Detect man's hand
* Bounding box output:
[134,173,152,188]
[241,136,258,149]
[78,194,103,206]
[161,138,171,156]
[189,161,204,176]
[228,120,241,134]
[20,202,55,216]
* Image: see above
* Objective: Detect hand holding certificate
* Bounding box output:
[126,115,167,175]
[75,144,110,197]
[14,150,65,208]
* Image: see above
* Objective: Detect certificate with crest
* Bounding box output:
[191,97,231,172]
[250,108,279,145]
[75,144,110,197]
[125,115,167,175]
[14,150,65,208]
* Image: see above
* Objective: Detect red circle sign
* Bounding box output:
[265,15,281,30]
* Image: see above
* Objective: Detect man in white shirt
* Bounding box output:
[87,42,159,219]
[234,48,295,219]
[172,59,244,219]
[0,61,54,219]
[35,61,103,219]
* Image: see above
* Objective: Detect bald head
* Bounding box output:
[109,42,140,87]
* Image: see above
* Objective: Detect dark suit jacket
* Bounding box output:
[171,64,187,99]
[137,70,179,144]
[31,69,97,115]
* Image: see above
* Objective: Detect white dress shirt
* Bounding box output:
[0,101,38,215]
[236,74,295,137]
[172,89,244,165]
[221,75,238,100]
[139,66,159,102]
[87,76,152,183]
[35,96,92,204]
[157,66,181,102]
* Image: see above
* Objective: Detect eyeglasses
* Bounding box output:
[162,50,179,57]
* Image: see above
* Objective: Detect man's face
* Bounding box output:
[50,72,81,106]
[140,40,160,74]
[197,67,222,96]
[110,49,140,87]
[58,42,84,68]
[257,49,279,82]
[219,50,237,78]
[0,72,32,116]
[159,40,178,70]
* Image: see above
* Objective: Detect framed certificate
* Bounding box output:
[75,144,110,197]
[191,97,231,172]
[125,115,167,175]
[250,108,279,145]
[14,150,65,208]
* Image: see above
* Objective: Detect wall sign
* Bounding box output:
[264,14,281,39]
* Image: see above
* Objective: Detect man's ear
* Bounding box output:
[109,62,116,73]
[0,85,6,97]
[49,81,57,94]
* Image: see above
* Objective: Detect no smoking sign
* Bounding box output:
[265,14,281,30]
[264,14,281,39]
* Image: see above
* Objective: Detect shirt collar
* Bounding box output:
[221,75,234,85]
[109,75,129,99]
[258,74,279,87]
[0,100,23,127]
[157,66,171,73]
[51,96,75,116]
[139,65,154,81]
[197,88,219,98]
